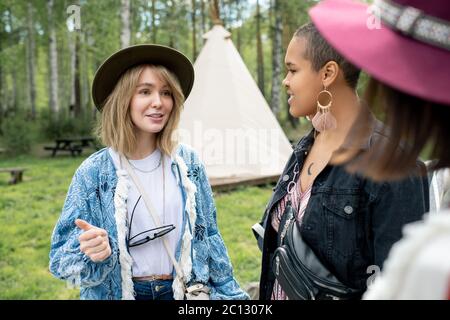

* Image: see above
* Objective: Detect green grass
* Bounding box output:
[215,186,270,287]
[0,153,271,299]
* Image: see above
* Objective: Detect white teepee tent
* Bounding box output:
[179,25,293,186]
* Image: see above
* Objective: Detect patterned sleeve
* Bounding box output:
[49,165,119,288]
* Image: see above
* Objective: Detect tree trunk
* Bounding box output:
[74,33,82,117]
[210,0,221,25]
[6,9,18,113]
[83,32,91,114]
[280,2,298,128]
[235,0,242,53]
[167,1,175,47]
[69,31,81,117]
[0,16,7,128]
[26,2,37,119]
[222,0,230,29]
[151,0,157,43]
[200,0,206,35]
[69,31,76,117]
[256,0,265,96]
[269,0,273,26]
[120,0,131,48]
[0,16,4,117]
[270,0,283,116]
[191,0,197,59]
[48,0,60,115]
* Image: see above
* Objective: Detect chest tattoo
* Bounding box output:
[307,162,314,176]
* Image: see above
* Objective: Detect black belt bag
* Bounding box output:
[271,202,363,300]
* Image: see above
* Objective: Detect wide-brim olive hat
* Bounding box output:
[92,44,195,110]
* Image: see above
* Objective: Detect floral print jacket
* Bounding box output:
[49,144,249,300]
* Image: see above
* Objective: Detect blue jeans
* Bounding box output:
[133,279,174,300]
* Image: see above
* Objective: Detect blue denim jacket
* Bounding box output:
[255,123,429,300]
[49,144,249,300]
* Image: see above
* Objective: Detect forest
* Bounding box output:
[0,0,345,153]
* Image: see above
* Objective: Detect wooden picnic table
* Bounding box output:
[44,137,99,157]
[0,167,27,184]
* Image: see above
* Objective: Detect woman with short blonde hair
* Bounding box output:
[50,44,249,301]
[96,64,184,157]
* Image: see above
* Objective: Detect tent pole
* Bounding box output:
[209,0,223,26]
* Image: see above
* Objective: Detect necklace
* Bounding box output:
[128,152,162,173]
[125,155,166,246]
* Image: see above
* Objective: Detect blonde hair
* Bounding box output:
[95,64,185,157]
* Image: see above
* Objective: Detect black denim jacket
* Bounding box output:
[254,123,429,300]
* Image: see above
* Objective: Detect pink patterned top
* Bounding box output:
[270,183,312,300]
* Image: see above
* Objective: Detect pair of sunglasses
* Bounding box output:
[127,224,176,248]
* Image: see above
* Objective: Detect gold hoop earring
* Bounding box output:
[311,86,337,133]
[317,88,333,109]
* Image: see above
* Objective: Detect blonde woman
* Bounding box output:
[49,44,249,300]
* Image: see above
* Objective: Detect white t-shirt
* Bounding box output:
[108,148,183,277]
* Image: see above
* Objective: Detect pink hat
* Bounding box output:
[309,0,450,105]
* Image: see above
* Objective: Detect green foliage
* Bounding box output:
[0,155,83,299]
[215,186,272,286]
[357,71,370,97]
[0,0,321,129]
[0,112,36,156]
[39,110,96,140]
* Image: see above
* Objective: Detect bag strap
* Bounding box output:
[120,154,185,282]
[278,201,295,247]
